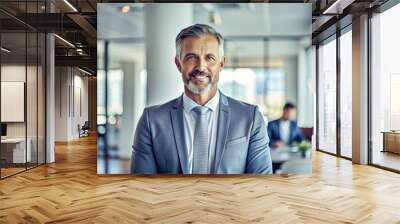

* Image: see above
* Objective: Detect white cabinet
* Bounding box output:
[1,138,32,163]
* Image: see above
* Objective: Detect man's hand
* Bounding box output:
[272,140,284,149]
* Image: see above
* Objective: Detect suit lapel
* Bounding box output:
[170,96,190,174]
[214,93,231,173]
[288,121,294,143]
[276,120,281,140]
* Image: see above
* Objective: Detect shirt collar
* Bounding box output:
[183,90,220,113]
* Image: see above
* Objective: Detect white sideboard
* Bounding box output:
[1,138,32,163]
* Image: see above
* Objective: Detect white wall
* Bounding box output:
[1,64,47,163]
[55,67,89,141]
[71,73,89,138]
[55,66,69,141]
[1,65,36,137]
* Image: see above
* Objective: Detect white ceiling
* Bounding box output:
[97,3,312,69]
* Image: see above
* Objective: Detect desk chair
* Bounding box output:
[78,121,90,138]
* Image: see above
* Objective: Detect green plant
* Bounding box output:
[294,141,311,151]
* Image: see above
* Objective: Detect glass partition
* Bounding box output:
[370,4,400,171]
[317,36,337,154]
[1,30,28,177]
[0,1,46,179]
[27,30,38,169]
[38,32,45,165]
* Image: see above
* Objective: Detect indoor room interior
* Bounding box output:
[96,3,314,174]
[0,0,97,179]
[1,0,400,223]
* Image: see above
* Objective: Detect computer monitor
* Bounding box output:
[1,123,7,137]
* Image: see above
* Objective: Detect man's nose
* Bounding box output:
[196,58,207,71]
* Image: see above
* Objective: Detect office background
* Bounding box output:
[1,1,400,222]
[315,2,400,172]
[0,0,97,179]
[0,1,46,178]
[96,3,313,174]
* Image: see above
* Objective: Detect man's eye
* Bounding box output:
[207,56,216,61]
[185,55,195,60]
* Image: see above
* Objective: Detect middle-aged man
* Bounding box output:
[131,24,272,174]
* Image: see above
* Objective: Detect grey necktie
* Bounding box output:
[192,106,209,174]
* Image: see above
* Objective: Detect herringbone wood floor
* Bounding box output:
[1,135,400,223]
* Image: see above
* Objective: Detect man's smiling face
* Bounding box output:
[175,35,225,95]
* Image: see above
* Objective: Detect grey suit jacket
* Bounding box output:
[131,92,273,174]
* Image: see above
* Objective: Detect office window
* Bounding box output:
[222,39,300,121]
[265,69,286,120]
[317,37,337,154]
[97,69,124,119]
[219,68,285,121]
[371,3,400,171]
[340,29,352,158]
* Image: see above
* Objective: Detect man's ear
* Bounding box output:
[175,57,182,72]
[219,56,226,70]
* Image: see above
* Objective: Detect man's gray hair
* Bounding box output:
[175,24,224,59]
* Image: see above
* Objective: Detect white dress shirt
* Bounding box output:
[182,91,220,174]
[280,119,291,145]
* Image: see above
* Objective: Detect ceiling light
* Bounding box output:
[54,34,75,48]
[1,47,11,53]
[322,0,354,15]
[76,49,83,55]
[63,0,78,12]
[78,67,93,76]
[121,5,130,13]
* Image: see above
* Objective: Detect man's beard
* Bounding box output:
[185,70,213,95]
[187,80,212,95]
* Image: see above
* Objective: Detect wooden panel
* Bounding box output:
[88,77,97,132]
[384,132,400,154]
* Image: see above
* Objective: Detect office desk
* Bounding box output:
[1,138,31,163]
[270,147,311,162]
[382,131,400,154]
[270,147,311,173]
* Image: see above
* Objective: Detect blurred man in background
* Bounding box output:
[267,103,304,149]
